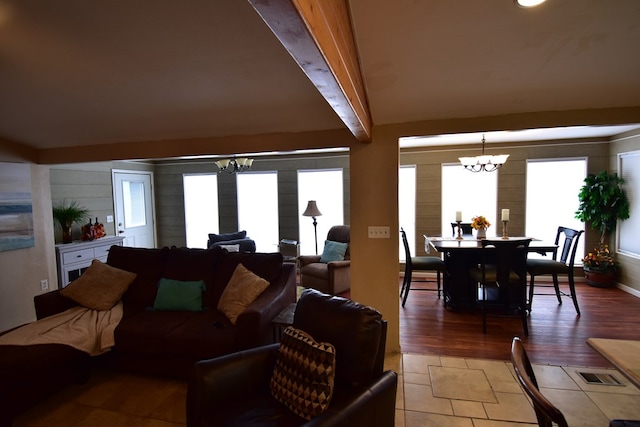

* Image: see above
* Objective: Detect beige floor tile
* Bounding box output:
[441,356,468,368]
[149,386,188,424]
[385,351,403,372]
[404,410,474,427]
[587,390,640,420]
[397,374,405,409]
[404,372,431,385]
[404,383,453,414]
[533,364,581,390]
[451,399,487,418]
[489,379,522,394]
[542,388,610,427]
[483,391,537,424]
[403,353,441,374]
[466,359,513,382]
[430,366,496,402]
[472,419,538,427]
[75,407,146,427]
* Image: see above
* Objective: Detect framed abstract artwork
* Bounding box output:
[0,163,35,251]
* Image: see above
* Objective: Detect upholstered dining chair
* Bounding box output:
[186,288,397,427]
[400,228,446,307]
[470,239,532,335]
[299,225,350,295]
[526,226,584,315]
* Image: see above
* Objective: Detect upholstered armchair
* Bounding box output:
[186,288,397,427]
[299,225,350,295]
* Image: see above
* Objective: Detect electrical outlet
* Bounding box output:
[106,215,114,223]
[368,226,390,238]
[40,279,48,291]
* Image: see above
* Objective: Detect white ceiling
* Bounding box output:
[1,0,639,154]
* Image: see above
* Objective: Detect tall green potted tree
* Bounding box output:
[575,171,630,287]
[53,200,90,244]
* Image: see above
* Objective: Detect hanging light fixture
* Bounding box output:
[214,157,254,174]
[459,135,509,173]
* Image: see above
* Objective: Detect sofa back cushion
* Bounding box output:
[107,245,170,311]
[162,246,224,308]
[208,230,246,244]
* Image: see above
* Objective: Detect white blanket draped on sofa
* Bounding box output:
[0,301,123,356]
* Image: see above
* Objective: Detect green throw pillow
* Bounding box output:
[153,278,206,312]
[320,240,348,263]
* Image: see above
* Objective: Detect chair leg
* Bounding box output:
[528,275,535,312]
[436,271,441,299]
[401,266,412,307]
[552,274,562,304]
[567,273,581,316]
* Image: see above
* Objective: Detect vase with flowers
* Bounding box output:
[471,215,491,239]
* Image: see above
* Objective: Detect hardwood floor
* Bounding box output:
[399,276,640,367]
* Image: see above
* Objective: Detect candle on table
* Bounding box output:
[456,211,462,222]
[502,209,510,221]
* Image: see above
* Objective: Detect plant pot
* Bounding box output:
[584,268,615,288]
[61,225,73,244]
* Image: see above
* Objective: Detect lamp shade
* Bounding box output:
[302,200,322,217]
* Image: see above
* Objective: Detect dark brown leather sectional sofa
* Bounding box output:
[0,245,296,426]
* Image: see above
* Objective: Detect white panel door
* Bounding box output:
[113,171,156,248]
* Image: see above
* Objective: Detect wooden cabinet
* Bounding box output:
[55,236,125,288]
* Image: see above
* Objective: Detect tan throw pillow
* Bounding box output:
[270,326,336,420]
[60,259,137,311]
[217,263,269,324]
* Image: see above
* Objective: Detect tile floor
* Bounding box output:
[14,353,640,426]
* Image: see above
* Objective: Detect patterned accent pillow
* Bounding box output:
[320,240,348,263]
[270,326,336,420]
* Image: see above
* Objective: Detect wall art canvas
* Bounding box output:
[0,163,35,251]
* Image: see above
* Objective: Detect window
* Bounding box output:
[298,169,344,255]
[526,158,586,260]
[183,174,219,249]
[441,164,498,237]
[237,172,279,252]
[399,165,416,260]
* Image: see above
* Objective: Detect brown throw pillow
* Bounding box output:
[60,259,137,311]
[217,263,269,324]
[270,326,336,420]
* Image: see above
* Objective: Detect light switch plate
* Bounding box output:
[106,215,114,223]
[368,226,390,238]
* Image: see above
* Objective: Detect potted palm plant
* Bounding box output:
[575,171,630,287]
[52,200,90,244]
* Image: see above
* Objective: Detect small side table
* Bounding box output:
[272,303,297,342]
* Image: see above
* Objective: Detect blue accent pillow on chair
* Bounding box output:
[320,240,348,263]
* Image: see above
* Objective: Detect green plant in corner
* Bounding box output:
[575,171,630,279]
[53,200,90,244]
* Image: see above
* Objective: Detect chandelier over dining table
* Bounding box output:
[459,135,509,172]
[214,157,254,174]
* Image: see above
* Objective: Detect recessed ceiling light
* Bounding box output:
[515,0,547,7]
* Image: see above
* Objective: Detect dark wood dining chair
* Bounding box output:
[526,226,584,315]
[470,239,531,335]
[400,228,446,307]
[451,222,473,237]
[511,337,570,427]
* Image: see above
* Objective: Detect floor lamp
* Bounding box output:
[302,200,322,255]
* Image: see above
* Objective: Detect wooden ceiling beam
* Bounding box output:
[249,0,371,142]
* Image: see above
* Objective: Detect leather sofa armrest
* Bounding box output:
[33,290,78,320]
[306,371,398,427]
[234,262,297,350]
[299,255,322,267]
[187,344,279,426]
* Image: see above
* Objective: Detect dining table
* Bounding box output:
[428,236,558,311]
[587,338,640,389]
